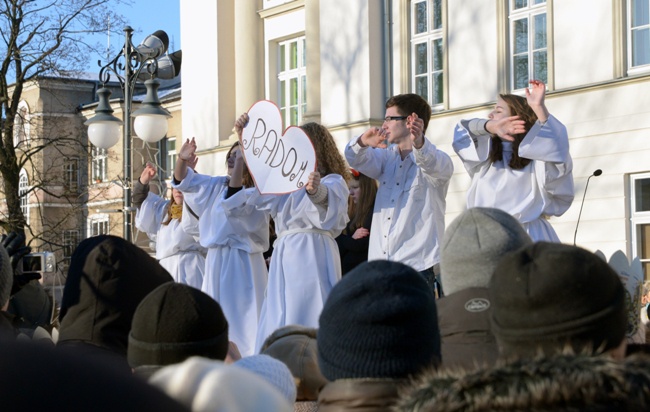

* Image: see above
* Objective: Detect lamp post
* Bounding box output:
[85,26,181,243]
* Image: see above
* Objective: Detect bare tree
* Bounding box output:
[0,0,130,235]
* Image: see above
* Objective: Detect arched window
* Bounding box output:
[19,169,29,221]
[13,101,30,147]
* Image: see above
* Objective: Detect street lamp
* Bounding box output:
[85,26,181,243]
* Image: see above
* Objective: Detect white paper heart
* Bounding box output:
[241,100,316,194]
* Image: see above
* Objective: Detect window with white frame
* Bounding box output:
[13,101,30,147]
[63,230,79,260]
[630,172,650,279]
[411,0,444,107]
[509,0,547,90]
[277,36,306,126]
[92,146,107,183]
[64,158,79,190]
[88,215,109,237]
[629,0,650,71]
[165,137,177,179]
[19,169,29,222]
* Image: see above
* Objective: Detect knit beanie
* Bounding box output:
[318,260,441,380]
[490,242,627,359]
[128,282,229,368]
[441,207,532,295]
[260,325,327,401]
[0,244,13,309]
[235,354,297,403]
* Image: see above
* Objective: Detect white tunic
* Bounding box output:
[345,138,453,271]
[453,115,574,242]
[223,174,349,353]
[173,167,270,357]
[135,192,206,289]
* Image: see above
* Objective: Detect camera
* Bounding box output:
[22,252,56,275]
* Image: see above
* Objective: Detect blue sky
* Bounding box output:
[86,0,181,73]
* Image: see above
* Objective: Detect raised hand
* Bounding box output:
[179,137,198,164]
[487,116,527,142]
[525,80,549,123]
[407,112,425,149]
[234,113,250,138]
[360,127,388,148]
[139,162,157,185]
[306,171,321,195]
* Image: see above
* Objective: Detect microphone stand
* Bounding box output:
[573,170,602,246]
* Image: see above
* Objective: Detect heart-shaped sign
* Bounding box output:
[241,100,317,194]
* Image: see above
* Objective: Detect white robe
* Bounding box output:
[223,174,349,352]
[135,192,206,289]
[453,115,574,242]
[173,168,270,357]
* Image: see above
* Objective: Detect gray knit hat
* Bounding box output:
[0,244,13,309]
[440,207,532,295]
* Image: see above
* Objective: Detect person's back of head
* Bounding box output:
[128,282,229,378]
[149,356,293,412]
[318,260,441,380]
[395,353,650,412]
[234,354,297,404]
[385,94,432,132]
[260,325,328,403]
[440,207,532,295]
[57,236,173,361]
[489,242,627,360]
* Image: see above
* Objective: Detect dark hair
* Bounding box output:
[226,141,254,187]
[488,94,537,170]
[347,172,378,232]
[385,94,432,133]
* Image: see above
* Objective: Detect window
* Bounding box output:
[411,0,444,107]
[19,169,29,222]
[277,37,306,126]
[629,0,650,71]
[630,172,650,279]
[64,158,79,190]
[509,0,547,90]
[13,101,30,147]
[164,137,177,179]
[92,146,107,183]
[62,230,79,260]
[88,215,109,237]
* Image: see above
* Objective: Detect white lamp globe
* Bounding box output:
[134,114,168,143]
[88,122,121,149]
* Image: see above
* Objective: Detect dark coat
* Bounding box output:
[437,287,498,371]
[57,235,173,369]
[335,204,374,275]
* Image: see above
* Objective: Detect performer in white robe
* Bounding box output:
[173,140,270,358]
[453,80,574,242]
[228,116,350,352]
[134,163,206,289]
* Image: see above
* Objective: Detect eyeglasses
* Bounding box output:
[384,116,408,122]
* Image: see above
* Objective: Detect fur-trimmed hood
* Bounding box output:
[395,353,650,411]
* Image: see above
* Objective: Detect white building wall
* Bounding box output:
[181,0,650,263]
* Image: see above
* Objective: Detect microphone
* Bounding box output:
[573,169,602,246]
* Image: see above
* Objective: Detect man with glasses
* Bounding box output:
[345,94,453,297]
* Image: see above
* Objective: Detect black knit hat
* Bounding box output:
[317,260,441,380]
[490,242,627,358]
[128,282,229,368]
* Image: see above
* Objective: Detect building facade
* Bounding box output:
[180,0,650,276]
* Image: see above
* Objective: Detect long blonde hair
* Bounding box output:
[299,122,351,181]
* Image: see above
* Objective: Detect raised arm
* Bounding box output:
[133,162,156,208]
[525,79,549,124]
[174,137,198,183]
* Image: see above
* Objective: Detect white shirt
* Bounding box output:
[345,137,453,271]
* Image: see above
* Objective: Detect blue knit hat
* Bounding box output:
[317,260,441,380]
